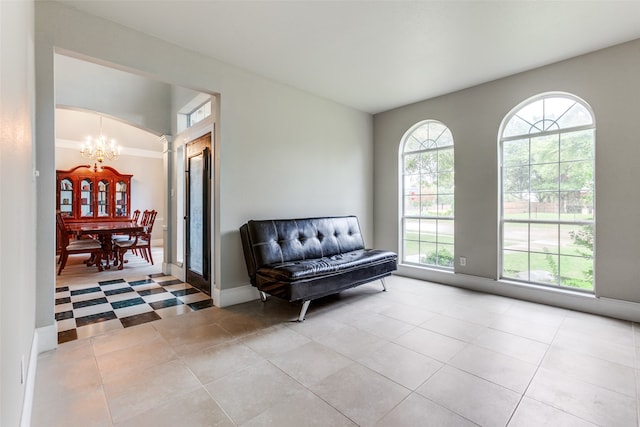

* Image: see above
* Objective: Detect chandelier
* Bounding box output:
[80,115,121,163]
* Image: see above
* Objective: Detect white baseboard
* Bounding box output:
[215,284,259,308]
[396,264,640,323]
[36,323,58,353]
[21,324,57,427]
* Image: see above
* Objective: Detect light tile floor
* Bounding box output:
[33,274,640,426]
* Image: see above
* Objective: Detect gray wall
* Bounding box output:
[1,1,37,425]
[55,50,172,135]
[374,38,640,305]
[36,2,373,321]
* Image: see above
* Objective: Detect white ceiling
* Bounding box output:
[57,1,640,114]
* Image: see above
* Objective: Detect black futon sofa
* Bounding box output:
[240,216,397,321]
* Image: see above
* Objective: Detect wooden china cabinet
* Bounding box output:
[57,164,133,223]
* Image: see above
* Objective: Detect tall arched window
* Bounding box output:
[500,93,595,290]
[400,120,454,268]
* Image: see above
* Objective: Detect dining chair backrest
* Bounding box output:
[131,209,141,224]
[145,210,158,234]
[139,210,151,227]
[56,212,70,247]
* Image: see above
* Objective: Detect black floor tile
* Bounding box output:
[58,329,78,344]
[55,310,73,321]
[189,299,215,310]
[120,311,161,328]
[75,311,117,327]
[98,278,126,286]
[149,298,183,310]
[111,297,146,310]
[73,297,109,309]
[70,286,101,296]
[171,288,200,297]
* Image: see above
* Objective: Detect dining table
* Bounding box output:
[66,220,145,269]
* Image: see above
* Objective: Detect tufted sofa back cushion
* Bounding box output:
[246,216,365,268]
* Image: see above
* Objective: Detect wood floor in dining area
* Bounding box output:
[55,245,213,343]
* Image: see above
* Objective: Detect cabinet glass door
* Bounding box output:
[80,178,93,217]
[59,178,73,216]
[115,180,128,217]
[97,179,110,217]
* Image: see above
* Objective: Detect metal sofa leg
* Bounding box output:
[259,291,268,302]
[381,277,387,291]
[297,300,311,322]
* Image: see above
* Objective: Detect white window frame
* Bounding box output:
[399,120,455,269]
[499,92,595,291]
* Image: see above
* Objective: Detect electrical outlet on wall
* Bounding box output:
[459,256,466,267]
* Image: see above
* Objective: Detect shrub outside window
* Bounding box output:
[401,120,454,269]
[500,93,595,291]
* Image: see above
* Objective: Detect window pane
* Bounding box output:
[420,241,437,265]
[530,163,558,191]
[503,138,530,166]
[410,125,429,148]
[530,252,558,284]
[559,160,593,191]
[560,224,593,257]
[435,129,454,148]
[420,219,437,242]
[503,194,529,219]
[437,195,454,216]
[438,148,454,171]
[530,223,558,254]
[404,196,419,216]
[516,99,544,132]
[556,103,593,128]
[436,243,454,267]
[530,134,559,164]
[504,116,533,138]
[544,97,576,124]
[530,192,558,220]
[503,165,529,193]
[403,153,420,174]
[437,220,454,244]
[420,151,438,173]
[559,255,593,289]
[504,222,528,249]
[560,130,594,161]
[559,191,593,221]
[503,249,528,279]
[438,171,454,193]
[420,195,436,216]
[404,175,420,195]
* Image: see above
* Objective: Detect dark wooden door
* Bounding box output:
[185,133,212,295]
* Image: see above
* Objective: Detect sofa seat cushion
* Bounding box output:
[257,249,396,282]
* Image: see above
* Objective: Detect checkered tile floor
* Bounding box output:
[55,273,213,344]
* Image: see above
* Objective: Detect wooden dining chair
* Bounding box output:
[56,212,104,275]
[131,209,141,223]
[113,209,157,269]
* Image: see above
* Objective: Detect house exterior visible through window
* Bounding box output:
[500,93,595,291]
[400,120,454,269]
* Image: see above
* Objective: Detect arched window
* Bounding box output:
[400,120,454,268]
[500,93,595,290]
